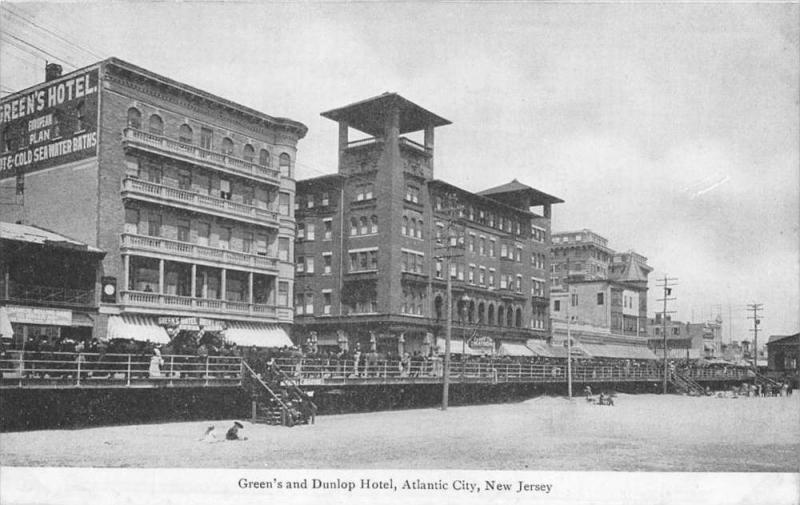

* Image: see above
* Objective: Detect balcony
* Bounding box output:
[122,178,279,228]
[2,281,95,308]
[121,233,279,273]
[401,271,429,284]
[531,295,549,305]
[120,290,277,319]
[344,136,431,155]
[122,128,281,184]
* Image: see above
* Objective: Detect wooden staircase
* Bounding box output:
[242,360,317,427]
[669,371,706,395]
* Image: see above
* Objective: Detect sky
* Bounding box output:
[1,2,798,342]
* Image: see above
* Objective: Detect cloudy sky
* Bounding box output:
[1,2,797,340]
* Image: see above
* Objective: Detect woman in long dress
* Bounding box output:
[149,348,164,378]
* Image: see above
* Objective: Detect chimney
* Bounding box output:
[45,63,62,82]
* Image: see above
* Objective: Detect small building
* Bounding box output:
[646,314,724,361]
[0,221,105,346]
[766,333,799,381]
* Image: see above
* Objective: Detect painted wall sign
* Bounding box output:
[6,306,73,326]
[0,68,100,179]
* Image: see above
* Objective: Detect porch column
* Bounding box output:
[191,264,197,302]
[123,255,130,292]
[248,272,254,304]
[221,268,227,302]
[158,259,164,294]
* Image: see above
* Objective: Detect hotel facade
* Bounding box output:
[0,59,306,346]
[293,93,562,356]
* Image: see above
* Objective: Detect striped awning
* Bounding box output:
[581,343,657,360]
[106,315,170,344]
[498,341,535,356]
[222,322,292,348]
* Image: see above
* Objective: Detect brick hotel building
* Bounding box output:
[293,93,562,355]
[0,59,305,346]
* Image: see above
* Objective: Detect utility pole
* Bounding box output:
[657,275,678,394]
[435,193,464,410]
[747,303,763,375]
[565,257,573,399]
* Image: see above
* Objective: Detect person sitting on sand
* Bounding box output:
[226,421,247,441]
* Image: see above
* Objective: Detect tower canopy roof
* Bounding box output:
[478,179,564,205]
[321,92,451,136]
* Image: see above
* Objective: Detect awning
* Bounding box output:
[106,315,170,344]
[581,343,657,360]
[498,341,535,356]
[436,337,482,355]
[0,306,13,338]
[222,322,292,348]
[72,312,95,327]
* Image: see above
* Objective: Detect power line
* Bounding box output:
[656,275,679,394]
[0,5,105,61]
[747,303,763,374]
[0,31,79,69]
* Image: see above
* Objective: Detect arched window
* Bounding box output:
[468,300,475,324]
[507,306,514,327]
[497,306,505,327]
[259,149,271,167]
[359,216,368,235]
[243,144,255,162]
[478,302,485,324]
[402,216,408,236]
[515,308,522,328]
[350,217,358,236]
[179,124,193,144]
[487,304,495,326]
[221,137,234,155]
[409,218,416,238]
[434,295,443,320]
[370,215,378,234]
[148,114,163,135]
[279,153,291,177]
[127,107,141,129]
[416,220,423,239]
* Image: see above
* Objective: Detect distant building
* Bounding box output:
[646,314,724,361]
[547,229,654,359]
[293,93,562,356]
[0,222,105,346]
[0,59,306,347]
[766,333,798,381]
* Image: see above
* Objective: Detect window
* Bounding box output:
[516,275,522,292]
[597,293,604,305]
[468,266,475,284]
[242,185,254,206]
[297,223,305,240]
[219,227,231,250]
[571,293,578,306]
[147,211,161,237]
[469,234,475,252]
[243,144,255,162]
[370,215,378,234]
[323,292,332,315]
[148,114,163,135]
[279,193,290,216]
[500,275,507,290]
[278,237,290,261]
[177,168,192,191]
[489,240,496,257]
[295,293,304,314]
[323,219,333,240]
[321,192,329,206]
[179,124,193,144]
[177,219,190,242]
[435,260,443,279]
[127,107,141,129]
[307,223,315,241]
[405,185,419,203]
[515,246,522,262]
[348,249,379,272]
[278,281,289,307]
[200,127,213,150]
[323,253,332,274]
[144,161,162,184]
[500,244,508,258]
[124,207,139,235]
[479,267,486,285]
[358,216,367,235]
[307,196,315,208]
[350,217,358,236]
[554,300,561,312]
[197,222,210,246]
[221,137,234,155]
[479,238,485,256]
[489,269,495,287]
[254,150,269,168]
[296,256,305,273]
[306,257,315,274]
[279,153,291,178]
[219,179,231,200]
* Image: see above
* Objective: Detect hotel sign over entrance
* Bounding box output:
[0,67,100,180]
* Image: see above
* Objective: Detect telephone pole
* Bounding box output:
[564,257,573,399]
[747,303,763,374]
[435,193,464,410]
[657,275,678,394]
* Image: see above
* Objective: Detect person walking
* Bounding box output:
[149,348,164,378]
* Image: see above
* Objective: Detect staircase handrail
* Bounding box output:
[754,372,782,388]
[241,360,291,413]
[270,361,318,414]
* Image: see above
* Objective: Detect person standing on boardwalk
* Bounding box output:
[149,348,164,378]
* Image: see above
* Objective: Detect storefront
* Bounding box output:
[2,305,95,348]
